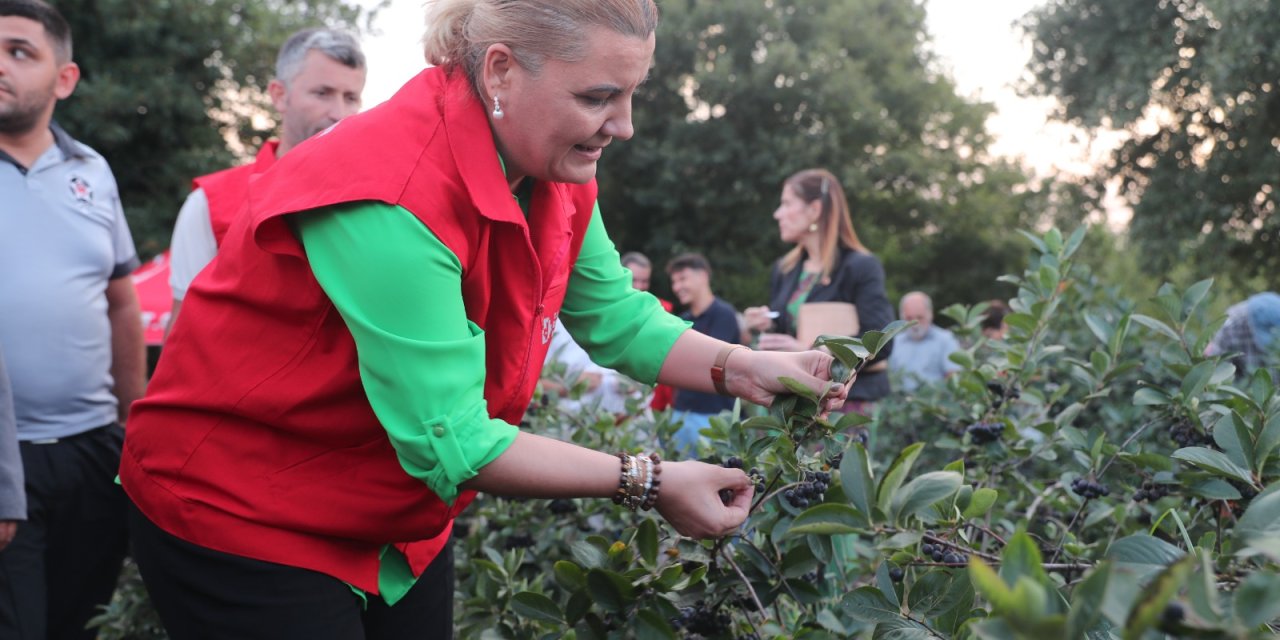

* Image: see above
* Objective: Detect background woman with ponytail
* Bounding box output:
[120,2,848,638]
[745,168,895,411]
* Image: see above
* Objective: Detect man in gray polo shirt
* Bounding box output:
[0,1,145,638]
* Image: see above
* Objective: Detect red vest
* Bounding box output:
[192,140,279,246]
[122,67,598,593]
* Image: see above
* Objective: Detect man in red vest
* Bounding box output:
[165,27,366,332]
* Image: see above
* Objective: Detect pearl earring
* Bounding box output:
[492,95,504,120]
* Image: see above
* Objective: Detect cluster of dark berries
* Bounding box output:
[922,542,966,565]
[967,421,1003,444]
[1169,420,1213,448]
[800,570,819,584]
[987,381,1020,409]
[503,532,535,550]
[672,601,730,636]
[1133,481,1170,503]
[1229,479,1259,500]
[719,458,747,505]
[548,498,577,515]
[785,471,830,508]
[1071,477,1110,499]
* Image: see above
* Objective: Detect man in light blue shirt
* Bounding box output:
[889,291,962,392]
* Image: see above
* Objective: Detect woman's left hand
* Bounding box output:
[756,332,803,352]
[725,349,850,411]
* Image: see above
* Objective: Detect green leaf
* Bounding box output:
[840,443,876,521]
[553,561,585,591]
[564,590,592,625]
[963,488,998,519]
[1018,229,1049,254]
[569,540,606,569]
[510,592,564,625]
[840,586,901,623]
[877,443,925,516]
[1044,227,1064,253]
[1130,314,1180,341]
[1132,387,1170,406]
[891,471,963,522]
[1106,534,1186,569]
[1180,360,1217,399]
[1005,312,1037,334]
[1181,278,1214,318]
[1255,411,1280,471]
[1238,488,1280,545]
[835,411,873,431]
[634,609,677,640]
[1231,571,1280,628]
[1123,556,1193,640]
[1083,312,1113,346]
[908,570,969,618]
[584,569,633,613]
[785,503,866,537]
[1062,225,1086,258]
[875,617,935,639]
[968,557,1019,612]
[1214,412,1255,475]
[1188,478,1242,500]
[1067,563,1111,640]
[999,531,1049,588]
[778,376,819,403]
[636,518,659,566]
[1172,447,1255,486]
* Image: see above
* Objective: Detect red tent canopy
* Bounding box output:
[131,251,172,346]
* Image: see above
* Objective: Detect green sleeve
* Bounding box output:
[559,202,691,383]
[293,201,518,505]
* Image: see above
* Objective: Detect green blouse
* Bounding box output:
[293,198,689,604]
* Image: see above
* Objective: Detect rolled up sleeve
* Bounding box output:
[293,201,517,505]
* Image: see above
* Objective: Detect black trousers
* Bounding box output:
[0,424,130,640]
[129,503,454,639]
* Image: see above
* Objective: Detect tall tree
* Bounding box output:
[596,0,1040,310]
[1022,0,1280,287]
[51,0,372,256]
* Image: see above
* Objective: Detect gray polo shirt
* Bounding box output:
[0,124,140,441]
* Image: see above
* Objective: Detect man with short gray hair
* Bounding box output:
[166,27,367,330]
[889,291,962,392]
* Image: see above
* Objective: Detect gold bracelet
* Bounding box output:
[711,345,748,396]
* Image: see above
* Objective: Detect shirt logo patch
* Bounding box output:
[541,316,554,345]
[69,175,93,205]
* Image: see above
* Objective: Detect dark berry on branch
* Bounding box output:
[889,567,905,582]
[1160,602,1185,630]
[932,549,945,562]
[724,456,743,469]
[921,543,935,556]
[967,421,1003,444]
[719,489,734,506]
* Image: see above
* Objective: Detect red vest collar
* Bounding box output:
[439,69,526,226]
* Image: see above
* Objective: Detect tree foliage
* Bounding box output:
[596,0,1041,310]
[1021,0,1280,288]
[50,0,373,256]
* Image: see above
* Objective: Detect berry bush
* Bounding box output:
[456,227,1280,639]
[93,227,1280,639]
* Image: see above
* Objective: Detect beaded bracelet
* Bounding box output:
[611,452,633,507]
[641,453,662,511]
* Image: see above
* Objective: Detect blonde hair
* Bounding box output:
[779,168,869,283]
[423,0,658,86]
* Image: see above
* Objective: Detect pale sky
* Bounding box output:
[355,0,1119,217]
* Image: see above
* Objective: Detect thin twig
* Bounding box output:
[963,522,1007,546]
[721,546,768,629]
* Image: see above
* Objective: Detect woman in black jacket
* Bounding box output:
[744,168,895,409]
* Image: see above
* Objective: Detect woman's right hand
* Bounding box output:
[654,460,753,539]
[743,306,774,332]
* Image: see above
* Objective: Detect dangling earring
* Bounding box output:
[808,222,819,233]
[492,95,504,120]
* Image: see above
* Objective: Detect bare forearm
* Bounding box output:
[461,431,620,499]
[655,329,731,394]
[107,280,146,421]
